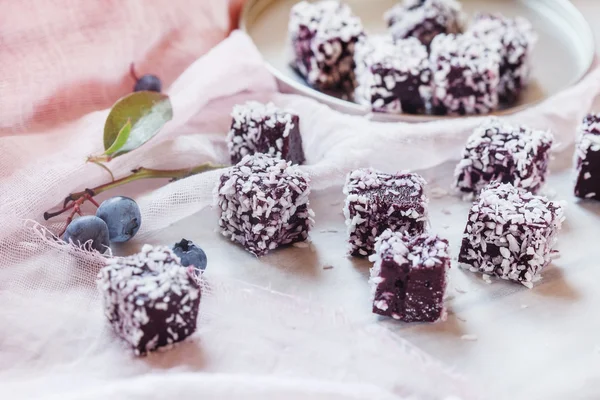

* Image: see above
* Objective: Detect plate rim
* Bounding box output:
[240,0,596,123]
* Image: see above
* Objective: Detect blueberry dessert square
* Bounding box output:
[289,1,364,93]
[369,229,449,322]
[468,13,537,103]
[227,101,305,165]
[343,168,428,257]
[354,36,431,114]
[216,153,314,257]
[455,118,553,195]
[458,182,565,288]
[429,33,501,115]
[385,0,465,47]
[574,113,600,200]
[98,245,201,356]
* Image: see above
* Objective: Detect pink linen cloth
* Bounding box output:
[1,1,600,399]
[0,0,235,136]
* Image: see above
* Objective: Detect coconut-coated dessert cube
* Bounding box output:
[369,229,450,322]
[216,153,314,257]
[354,36,431,114]
[429,33,501,115]
[458,182,565,288]
[343,168,428,257]
[227,101,305,165]
[289,0,364,93]
[468,13,537,103]
[98,245,202,356]
[574,113,600,200]
[455,118,553,195]
[385,0,465,47]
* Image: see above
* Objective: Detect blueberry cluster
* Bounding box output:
[62,196,208,272]
[62,196,141,252]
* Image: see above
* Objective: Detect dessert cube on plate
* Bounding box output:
[98,245,202,356]
[455,118,553,195]
[227,101,305,165]
[574,113,600,200]
[216,153,313,257]
[369,229,450,322]
[354,36,431,114]
[429,33,501,115]
[385,0,465,47]
[343,168,428,257]
[468,13,537,103]
[289,0,364,93]
[458,182,565,288]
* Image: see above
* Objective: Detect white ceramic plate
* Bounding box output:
[241,0,595,122]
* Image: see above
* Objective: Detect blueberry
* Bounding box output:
[62,216,110,252]
[133,74,162,92]
[96,196,142,243]
[172,239,207,271]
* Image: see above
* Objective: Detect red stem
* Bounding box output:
[45,192,99,224]
[129,63,139,81]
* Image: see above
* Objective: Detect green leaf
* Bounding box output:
[103,91,173,157]
[104,119,132,156]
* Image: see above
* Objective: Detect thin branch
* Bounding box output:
[45,162,226,220]
[130,63,139,81]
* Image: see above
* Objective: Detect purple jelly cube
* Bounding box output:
[575,113,600,200]
[429,33,501,115]
[343,168,428,257]
[468,13,537,103]
[455,118,554,195]
[369,229,450,322]
[216,153,314,257]
[227,101,305,165]
[458,182,565,288]
[385,0,465,47]
[98,245,202,356]
[289,1,364,93]
[354,36,431,114]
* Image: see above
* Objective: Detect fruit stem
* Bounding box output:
[52,195,92,237]
[45,191,99,221]
[129,63,139,82]
[44,162,226,220]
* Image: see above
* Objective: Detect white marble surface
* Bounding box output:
[129,145,599,399]
[120,3,600,399]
